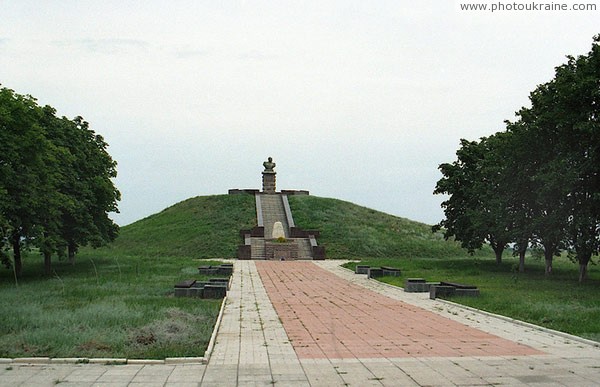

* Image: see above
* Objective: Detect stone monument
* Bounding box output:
[272,221,285,239]
[262,157,276,193]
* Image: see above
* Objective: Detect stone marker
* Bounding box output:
[272,221,285,239]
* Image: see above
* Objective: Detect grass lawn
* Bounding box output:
[0,250,226,359]
[343,254,600,342]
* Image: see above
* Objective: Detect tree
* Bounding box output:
[436,35,600,280]
[0,86,120,276]
[511,35,600,279]
[433,134,514,264]
[0,88,51,276]
[44,113,120,264]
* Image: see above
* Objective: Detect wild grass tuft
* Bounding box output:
[0,251,223,359]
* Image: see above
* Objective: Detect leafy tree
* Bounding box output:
[0,86,120,276]
[44,112,120,264]
[436,35,599,280]
[511,35,600,279]
[433,134,513,264]
[0,88,50,276]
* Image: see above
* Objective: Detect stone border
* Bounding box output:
[0,292,230,366]
[434,297,600,348]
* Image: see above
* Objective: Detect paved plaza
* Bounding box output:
[1,260,599,386]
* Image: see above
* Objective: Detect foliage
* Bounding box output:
[0,86,120,276]
[433,35,600,281]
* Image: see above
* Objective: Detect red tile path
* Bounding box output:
[256,261,543,359]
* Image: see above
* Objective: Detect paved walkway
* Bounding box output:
[1,260,599,386]
[256,261,541,359]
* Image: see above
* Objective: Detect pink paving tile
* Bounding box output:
[256,261,543,360]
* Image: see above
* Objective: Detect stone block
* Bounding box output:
[188,288,203,297]
[203,284,227,299]
[404,278,426,292]
[381,266,401,276]
[355,265,370,275]
[430,285,456,299]
[217,267,233,276]
[367,267,384,278]
[209,278,230,289]
[198,266,211,274]
[174,279,196,288]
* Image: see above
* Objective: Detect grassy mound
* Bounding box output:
[109,194,257,257]
[111,193,469,260]
[287,195,471,259]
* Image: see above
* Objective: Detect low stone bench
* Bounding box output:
[355,265,370,275]
[198,266,219,275]
[429,285,456,299]
[440,281,477,289]
[404,278,440,293]
[209,278,230,289]
[174,280,197,297]
[199,264,234,276]
[405,278,426,292]
[430,282,480,299]
[217,264,233,276]
[367,267,384,278]
[381,266,401,277]
[174,279,228,298]
[203,284,227,299]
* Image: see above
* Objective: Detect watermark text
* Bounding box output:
[458,1,597,12]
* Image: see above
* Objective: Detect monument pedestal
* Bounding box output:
[262,171,276,193]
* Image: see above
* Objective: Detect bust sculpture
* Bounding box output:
[263,157,276,172]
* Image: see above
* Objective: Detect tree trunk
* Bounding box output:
[44,251,52,276]
[579,263,588,283]
[577,251,591,283]
[519,250,526,273]
[68,242,76,265]
[516,239,527,273]
[544,249,553,276]
[11,232,22,278]
[494,248,503,264]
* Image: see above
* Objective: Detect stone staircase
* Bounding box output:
[256,194,313,260]
[250,238,266,260]
[259,194,289,238]
[236,193,324,260]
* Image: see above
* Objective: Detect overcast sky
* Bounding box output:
[1,1,598,226]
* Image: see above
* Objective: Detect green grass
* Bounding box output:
[343,255,600,342]
[0,251,225,359]
[109,194,257,257]
[288,195,482,259]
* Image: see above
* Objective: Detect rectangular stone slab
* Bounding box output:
[174,279,197,288]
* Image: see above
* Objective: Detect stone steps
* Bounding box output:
[253,194,313,260]
[259,194,289,238]
[251,238,265,260]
